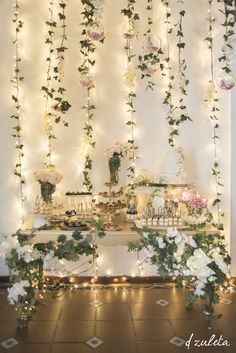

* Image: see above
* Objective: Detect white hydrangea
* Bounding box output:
[34,168,62,185]
[157,237,166,249]
[43,251,67,276]
[104,142,131,158]
[16,245,42,263]
[0,241,11,259]
[7,280,30,305]
[186,249,216,297]
[210,248,229,275]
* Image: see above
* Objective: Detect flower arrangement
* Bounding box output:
[104,142,130,159]
[178,190,212,230]
[129,227,231,323]
[218,75,235,90]
[34,168,63,185]
[35,167,63,203]
[104,142,130,184]
[0,219,104,327]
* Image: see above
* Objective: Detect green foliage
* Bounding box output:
[6,227,100,327]
[128,227,231,323]
[219,0,235,73]
[78,0,105,192]
[121,0,140,181]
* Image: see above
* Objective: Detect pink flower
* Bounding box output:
[180,190,195,203]
[146,44,159,53]
[53,105,62,112]
[145,66,157,75]
[79,78,94,88]
[218,78,235,90]
[188,195,207,209]
[123,32,135,40]
[88,31,104,41]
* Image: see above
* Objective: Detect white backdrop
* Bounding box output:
[0,0,234,274]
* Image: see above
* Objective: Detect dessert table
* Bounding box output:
[23,218,217,277]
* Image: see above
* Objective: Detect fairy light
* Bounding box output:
[122,0,140,182]
[43,0,56,168]
[176,0,191,127]
[12,0,26,225]
[161,0,177,147]
[205,0,224,225]
[78,1,105,192]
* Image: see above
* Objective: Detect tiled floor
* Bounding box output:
[0,285,235,353]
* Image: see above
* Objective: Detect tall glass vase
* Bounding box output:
[108,154,121,184]
[40,182,55,203]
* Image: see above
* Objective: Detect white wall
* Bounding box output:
[0,0,234,274]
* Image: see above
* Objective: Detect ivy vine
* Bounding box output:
[10,0,26,223]
[78,0,105,192]
[162,0,177,147]
[41,0,57,167]
[175,1,191,125]
[218,0,235,73]
[121,0,140,181]
[205,0,224,229]
[137,0,163,90]
[53,0,71,126]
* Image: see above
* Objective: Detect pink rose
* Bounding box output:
[79,78,94,88]
[146,44,159,53]
[88,31,105,41]
[145,66,157,75]
[218,78,235,90]
[123,32,135,40]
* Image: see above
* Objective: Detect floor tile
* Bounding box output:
[59,304,95,321]
[52,343,93,353]
[15,321,57,342]
[96,321,134,342]
[54,321,95,342]
[134,320,174,341]
[4,343,51,353]
[131,303,203,320]
[96,342,137,353]
[97,303,131,320]
[211,319,236,340]
[137,341,181,353]
[33,303,61,321]
[170,320,215,341]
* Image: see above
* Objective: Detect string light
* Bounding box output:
[42,0,56,167]
[205,0,224,226]
[11,0,26,225]
[78,1,105,192]
[161,0,176,147]
[122,1,140,183]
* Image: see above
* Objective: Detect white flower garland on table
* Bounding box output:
[129,226,231,323]
[0,224,103,327]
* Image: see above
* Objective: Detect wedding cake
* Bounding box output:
[158,146,187,184]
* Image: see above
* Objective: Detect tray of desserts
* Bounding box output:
[102,223,123,231]
[60,219,89,231]
[96,200,126,212]
[98,190,123,198]
[48,215,67,224]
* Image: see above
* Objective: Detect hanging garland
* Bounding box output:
[11,0,26,224]
[218,0,235,89]
[162,0,176,147]
[137,0,163,90]
[52,0,71,125]
[175,0,191,125]
[41,0,57,167]
[205,0,224,230]
[78,0,105,192]
[121,0,140,182]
